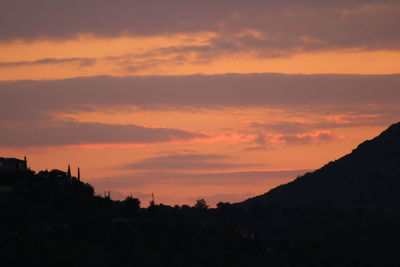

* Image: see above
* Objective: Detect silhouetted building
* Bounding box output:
[0,157,27,171]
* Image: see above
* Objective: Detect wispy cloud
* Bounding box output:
[247,115,391,134]
[121,153,262,171]
[1,73,399,148]
[0,120,208,148]
[243,130,340,151]
[1,74,400,122]
[92,169,312,187]
[0,57,96,68]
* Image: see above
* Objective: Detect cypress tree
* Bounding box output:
[67,164,71,178]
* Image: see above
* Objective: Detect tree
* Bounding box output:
[194,198,208,209]
[217,202,232,209]
[149,193,155,208]
[123,195,140,210]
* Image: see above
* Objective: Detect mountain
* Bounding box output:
[3,123,400,266]
[243,122,400,208]
[0,164,268,267]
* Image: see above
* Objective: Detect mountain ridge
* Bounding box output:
[242,122,400,208]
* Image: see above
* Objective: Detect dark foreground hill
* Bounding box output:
[0,169,267,267]
[243,122,400,208]
[2,123,400,266]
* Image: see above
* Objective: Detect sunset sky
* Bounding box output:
[1,0,400,206]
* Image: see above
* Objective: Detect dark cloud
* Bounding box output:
[248,116,394,134]
[278,131,339,144]
[122,153,261,171]
[247,131,339,148]
[1,73,400,123]
[0,120,207,147]
[1,1,399,54]
[0,57,96,68]
[1,73,399,148]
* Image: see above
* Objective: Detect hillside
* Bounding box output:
[0,167,268,266]
[243,122,400,208]
[2,123,400,266]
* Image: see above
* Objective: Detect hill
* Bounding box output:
[2,123,400,266]
[0,166,267,266]
[242,122,400,208]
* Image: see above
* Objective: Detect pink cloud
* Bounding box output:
[277,131,341,145]
[243,130,341,150]
[0,120,210,148]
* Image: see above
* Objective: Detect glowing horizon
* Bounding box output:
[1,0,400,206]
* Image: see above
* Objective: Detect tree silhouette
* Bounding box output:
[194,198,208,209]
[149,193,155,207]
[217,202,232,209]
[67,164,71,178]
[123,195,140,210]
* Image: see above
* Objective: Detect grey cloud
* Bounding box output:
[3,73,399,149]
[122,153,261,171]
[279,132,338,145]
[1,1,399,54]
[243,145,269,152]
[0,57,96,68]
[248,131,339,148]
[118,56,189,73]
[0,120,207,147]
[250,121,316,133]
[242,113,400,150]
[1,73,400,124]
[102,48,203,73]
[249,114,400,134]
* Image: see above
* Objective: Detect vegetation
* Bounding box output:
[1,122,400,266]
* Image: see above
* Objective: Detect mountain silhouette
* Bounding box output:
[2,123,400,266]
[243,122,400,208]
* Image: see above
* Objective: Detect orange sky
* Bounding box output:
[1,1,400,206]
[1,35,400,80]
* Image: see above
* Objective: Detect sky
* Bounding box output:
[1,0,400,206]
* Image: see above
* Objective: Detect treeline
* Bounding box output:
[2,169,400,266]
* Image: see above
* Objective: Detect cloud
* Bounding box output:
[1,73,400,124]
[1,73,399,149]
[0,120,207,147]
[247,113,399,135]
[121,153,262,171]
[243,121,347,149]
[277,131,340,144]
[0,57,96,68]
[1,1,399,55]
[249,121,324,134]
[91,169,312,188]
[246,131,340,149]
